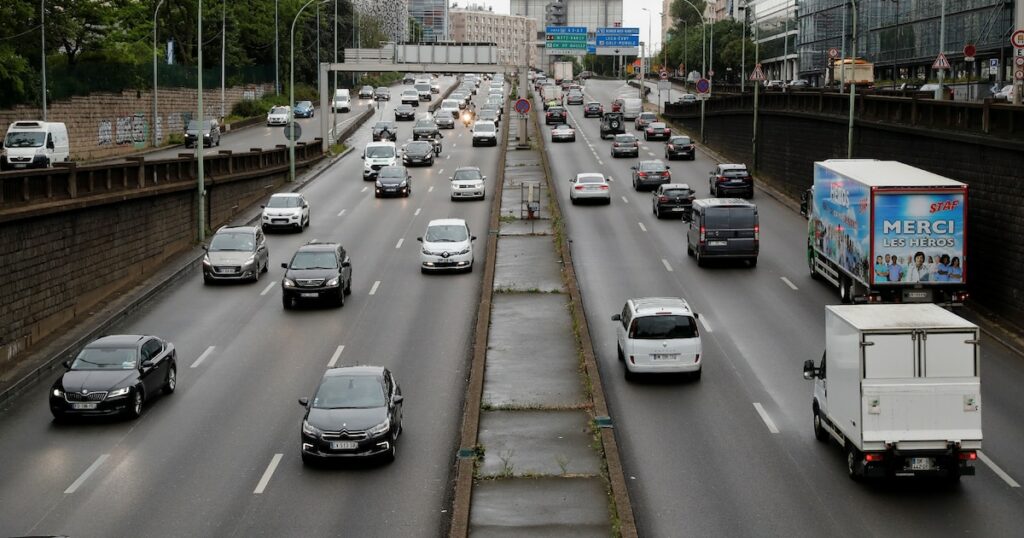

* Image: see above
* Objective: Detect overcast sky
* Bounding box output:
[450,0,666,51]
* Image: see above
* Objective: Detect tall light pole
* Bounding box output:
[316,2,321,95]
[847,0,858,158]
[41,0,47,120]
[641,7,652,101]
[275,0,280,94]
[752,4,760,172]
[890,0,900,89]
[740,2,746,92]
[220,0,226,118]
[197,0,206,242]
[839,2,846,94]
[291,0,324,183]
[153,0,166,147]
[333,0,338,147]
[680,0,707,142]
[935,0,947,100]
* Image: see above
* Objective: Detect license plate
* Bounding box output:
[14,164,26,169]
[300,292,319,298]
[221,268,238,274]
[708,240,727,246]
[386,188,396,192]
[330,441,358,450]
[72,403,98,410]
[909,457,934,471]
[671,208,684,212]
[651,353,679,361]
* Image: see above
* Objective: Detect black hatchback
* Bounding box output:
[376,165,413,197]
[545,106,567,125]
[665,135,695,160]
[652,183,696,220]
[281,241,353,308]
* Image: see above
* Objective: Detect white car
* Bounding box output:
[450,166,486,201]
[430,79,441,93]
[261,192,309,232]
[612,297,703,379]
[418,218,475,273]
[471,121,498,147]
[676,93,697,104]
[993,84,1014,101]
[440,99,461,118]
[362,141,397,180]
[400,90,420,107]
[266,106,290,126]
[569,173,611,205]
[551,124,576,143]
[435,114,455,129]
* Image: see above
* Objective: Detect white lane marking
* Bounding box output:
[621,196,629,204]
[327,345,345,368]
[253,454,283,494]
[438,168,444,174]
[647,151,655,157]
[65,454,110,494]
[369,280,381,295]
[978,451,1021,488]
[395,238,404,249]
[337,209,347,217]
[414,208,422,216]
[638,222,647,232]
[452,143,456,148]
[698,315,713,333]
[753,403,780,434]
[661,258,673,272]
[260,282,276,296]
[361,186,368,193]
[597,160,604,165]
[446,155,451,160]
[191,346,216,369]
[781,277,799,291]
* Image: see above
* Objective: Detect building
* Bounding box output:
[711,0,742,21]
[449,5,539,66]
[748,0,798,81]
[797,0,1015,87]
[511,0,623,34]
[408,0,447,42]
[355,0,409,44]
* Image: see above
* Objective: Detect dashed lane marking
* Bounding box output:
[253,454,283,494]
[978,451,1021,488]
[369,280,381,295]
[337,209,346,217]
[698,315,713,333]
[190,346,216,369]
[260,282,276,296]
[753,403,780,434]
[395,238,404,249]
[638,222,647,232]
[64,454,110,494]
[661,258,674,272]
[327,345,345,368]
[781,277,799,290]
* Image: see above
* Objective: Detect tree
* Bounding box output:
[670,0,707,29]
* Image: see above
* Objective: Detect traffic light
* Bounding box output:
[545,0,566,27]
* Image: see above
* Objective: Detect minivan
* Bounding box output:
[362,141,397,180]
[2,121,70,170]
[621,98,643,120]
[686,198,759,267]
[611,297,703,380]
[332,89,351,112]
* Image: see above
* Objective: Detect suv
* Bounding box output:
[203,226,269,284]
[709,163,754,198]
[418,218,476,273]
[362,141,398,180]
[261,192,310,232]
[652,183,695,220]
[686,198,759,267]
[600,112,625,139]
[184,118,220,148]
[281,241,353,308]
[611,297,703,380]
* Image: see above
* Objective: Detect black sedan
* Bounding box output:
[375,165,413,197]
[374,87,391,101]
[665,135,695,160]
[402,141,435,167]
[299,366,403,464]
[293,100,315,118]
[372,121,398,141]
[545,106,567,125]
[652,183,696,220]
[631,160,672,191]
[394,105,416,121]
[412,119,439,141]
[583,101,603,118]
[50,335,177,421]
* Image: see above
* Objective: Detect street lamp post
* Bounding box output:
[291,0,325,183]
[752,5,760,172]
[839,2,846,94]
[679,0,707,142]
[152,0,166,147]
[935,0,947,100]
[197,0,206,242]
[41,0,47,120]
[740,2,746,92]
[275,0,280,94]
[641,7,652,101]
[847,0,858,158]
[891,0,900,89]
[221,0,226,118]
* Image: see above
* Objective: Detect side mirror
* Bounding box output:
[611,313,621,321]
[694,313,700,319]
[482,176,487,181]
[416,237,423,242]
[341,261,351,268]
[803,359,818,380]
[665,165,671,169]
[281,262,288,269]
[392,395,405,404]
[260,205,266,209]
[201,244,208,251]
[631,165,637,170]
[303,203,309,208]
[471,236,477,241]
[62,360,72,369]
[141,360,154,368]
[298,397,309,407]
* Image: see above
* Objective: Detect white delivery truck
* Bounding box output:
[2,121,70,170]
[802,304,982,482]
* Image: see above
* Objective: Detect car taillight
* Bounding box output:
[574,185,585,190]
[959,451,977,461]
[717,175,728,183]
[637,172,647,177]
[754,225,760,242]
[664,171,671,178]
[658,196,668,202]
[667,144,675,150]
[864,453,885,462]
[647,128,654,133]
[699,226,706,243]
[598,185,609,190]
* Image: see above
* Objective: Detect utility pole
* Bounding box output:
[740,3,746,92]
[752,7,759,173]
[1015,0,1024,104]
[41,0,47,120]
[640,42,646,100]
[197,0,206,242]
[333,0,337,146]
[220,0,225,118]
[847,0,858,158]
[153,0,166,147]
[840,2,846,94]
[275,0,280,94]
[935,0,946,100]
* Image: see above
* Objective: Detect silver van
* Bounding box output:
[686,198,759,267]
[621,98,643,120]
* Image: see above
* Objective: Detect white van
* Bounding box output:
[621,98,643,120]
[332,89,351,112]
[362,141,397,180]
[2,121,70,170]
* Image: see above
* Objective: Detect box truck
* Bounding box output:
[1,121,70,170]
[553,61,573,85]
[829,58,874,88]
[800,160,968,305]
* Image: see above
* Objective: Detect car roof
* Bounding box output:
[270,192,302,198]
[217,225,257,234]
[661,183,691,190]
[693,198,757,208]
[554,124,573,128]
[427,218,468,227]
[87,335,148,347]
[718,163,748,170]
[629,297,692,316]
[455,166,482,172]
[650,122,666,127]
[366,141,396,147]
[296,240,341,252]
[323,365,385,377]
[576,173,605,180]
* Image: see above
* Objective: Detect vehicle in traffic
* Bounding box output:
[358,85,374,99]
[202,225,270,283]
[612,297,703,380]
[765,80,786,91]
[477,108,500,126]
[634,112,657,131]
[403,73,417,84]
[281,240,353,308]
[435,113,455,129]
[400,90,420,107]
[631,160,672,191]
[644,122,671,141]
[332,89,351,112]
[266,105,290,126]
[375,165,413,197]
[414,83,432,101]
[918,83,955,100]
[293,101,315,118]
[992,84,1014,101]
[611,98,624,112]
[610,133,639,158]
[450,166,486,201]
[471,121,498,147]
[418,218,476,273]
[652,183,696,220]
[583,101,604,117]
[621,98,643,120]
[802,304,981,482]
[372,121,398,141]
[412,118,440,141]
[686,198,759,267]
[664,135,695,160]
[550,124,576,142]
[566,89,584,105]
[708,163,754,198]
[554,61,573,84]
[261,192,310,233]
[184,118,220,148]
[788,79,810,89]
[568,173,611,205]
[800,160,968,304]
[362,141,398,180]
[394,104,416,121]
[675,93,697,104]
[401,141,435,167]
[1,121,69,170]
[440,99,461,117]
[50,335,177,420]
[430,79,440,93]
[600,112,625,138]
[545,106,567,125]
[299,366,403,464]
[374,87,391,101]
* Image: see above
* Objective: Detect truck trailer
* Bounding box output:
[801,160,968,305]
[553,61,573,84]
[803,304,981,482]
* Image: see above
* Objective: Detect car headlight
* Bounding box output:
[244,255,256,267]
[399,181,407,188]
[368,418,390,436]
[52,388,64,397]
[302,420,322,437]
[108,387,131,398]
[202,254,211,266]
[326,277,340,287]
[283,278,296,288]
[376,180,383,187]
[422,248,434,256]
[457,248,471,255]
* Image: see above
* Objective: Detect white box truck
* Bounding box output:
[2,121,70,170]
[553,61,573,84]
[802,304,982,482]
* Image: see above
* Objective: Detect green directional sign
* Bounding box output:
[547,41,588,49]
[547,35,587,42]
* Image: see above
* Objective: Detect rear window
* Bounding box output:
[721,168,749,178]
[663,188,690,197]
[578,175,604,184]
[640,162,667,171]
[670,136,692,145]
[703,207,757,229]
[631,315,698,339]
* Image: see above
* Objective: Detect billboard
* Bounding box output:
[811,165,871,285]
[872,192,966,285]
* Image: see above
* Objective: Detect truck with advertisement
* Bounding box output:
[800,160,968,305]
[553,61,573,85]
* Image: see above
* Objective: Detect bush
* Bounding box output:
[167,132,184,145]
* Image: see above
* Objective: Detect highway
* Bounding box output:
[0,79,494,537]
[539,79,1024,537]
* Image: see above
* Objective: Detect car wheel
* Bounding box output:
[839,276,851,304]
[846,444,863,482]
[749,257,758,268]
[126,388,144,420]
[203,274,213,285]
[813,407,828,443]
[301,453,319,466]
[252,263,260,283]
[624,364,636,381]
[282,295,293,310]
[692,367,702,381]
[617,345,624,362]
[570,197,578,205]
[164,363,177,394]
[344,275,352,296]
[695,249,705,267]
[385,438,397,463]
[305,214,310,228]
[654,204,660,218]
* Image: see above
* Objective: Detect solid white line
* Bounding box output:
[428,185,434,192]
[753,403,780,434]
[638,222,647,232]
[781,277,799,291]
[395,238,404,249]
[327,345,345,368]
[661,258,673,272]
[191,346,216,369]
[65,454,109,494]
[253,454,283,494]
[259,282,276,296]
[360,186,368,192]
[622,196,629,204]
[414,208,422,216]
[978,451,1021,488]
[369,280,381,295]
[337,209,346,217]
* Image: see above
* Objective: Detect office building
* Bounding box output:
[408,0,448,42]
[449,5,539,66]
[511,0,623,35]
[747,0,798,81]
[355,0,409,43]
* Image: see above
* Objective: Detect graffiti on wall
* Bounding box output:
[97,120,113,145]
[98,113,148,148]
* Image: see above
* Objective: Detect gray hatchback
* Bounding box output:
[203,226,270,284]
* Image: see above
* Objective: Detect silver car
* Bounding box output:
[203,226,270,284]
[569,173,611,205]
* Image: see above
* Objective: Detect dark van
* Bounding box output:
[686,199,759,267]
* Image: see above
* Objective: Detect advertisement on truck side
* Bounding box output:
[871,191,966,285]
[810,165,871,285]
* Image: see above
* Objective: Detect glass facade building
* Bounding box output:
[749,0,799,80]
[511,0,624,36]
[409,0,448,42]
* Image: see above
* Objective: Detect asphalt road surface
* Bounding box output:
[0,78,496,537]
[539,79,1024,537]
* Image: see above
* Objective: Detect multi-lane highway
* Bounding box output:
[539,79,1024,536]
[0,79,495,537]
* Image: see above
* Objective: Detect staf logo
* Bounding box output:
[930,199,960,213]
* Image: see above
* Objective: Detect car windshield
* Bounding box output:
[313,375,386,409]
[4,131,45,147]
[267,196,302,208]
[578,175,604,184]
[406,142,432,152]
[379,167,407,178]
[415,120,435,129]
[641,162,666,171]
[361,87,372,92]
[374,122,395,130]
[415,84,430,92]
[632,315,698,339]
[454,169,482,180]
[480,111,496,119]
[71,346,138,370]
[474,124,495,133]
[209,232,254,251]
[366,146,395,158]
[670,137,691,145]
[297,101,312,108]
[554,125,571,131]
[663,188,690,197]
[704,207,757,228]
[270,106,289,114]
[722,168,749,178]
[187,120,213,130]
[640,113,656,120]
[403,91,417,97]
[650,123,666,129]
[289,251,338,270]
[425,224,469,242]
[443,100,459,108]
[615,135,636,143]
